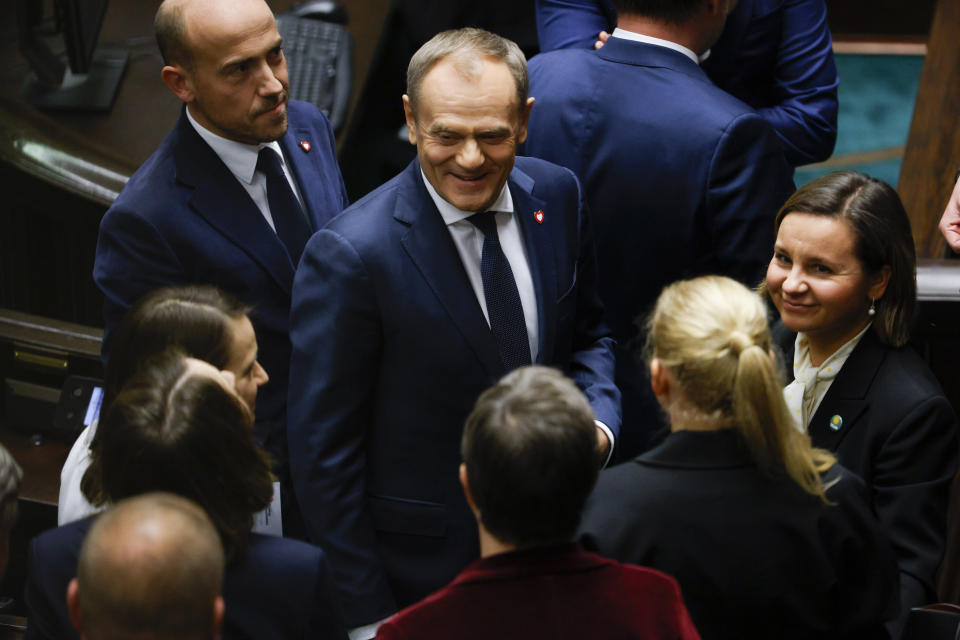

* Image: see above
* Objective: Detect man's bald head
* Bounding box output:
[68,493,225,640]
[155,0,275,69]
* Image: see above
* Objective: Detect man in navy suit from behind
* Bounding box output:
[92,0,349,521]
[288,28,620,639]
[525,0,796,457]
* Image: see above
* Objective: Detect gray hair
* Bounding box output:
[406,28,528,117]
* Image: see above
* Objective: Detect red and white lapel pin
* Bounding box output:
[534,210,544,224]
[299,140,311,153]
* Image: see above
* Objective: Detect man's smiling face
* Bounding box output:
[403,54,532,212]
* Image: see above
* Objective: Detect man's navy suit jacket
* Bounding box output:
[93,101,348,452]
[525,37,795,455]
[24,518,348,640]
[288,157,620,627]
[535,0,839,166]
[376,544,700,639]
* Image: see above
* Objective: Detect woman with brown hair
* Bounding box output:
[27,348,347,639]
[58,284,268,524]
[764,171,958,632]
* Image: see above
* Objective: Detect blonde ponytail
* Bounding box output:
[648,276,836,502]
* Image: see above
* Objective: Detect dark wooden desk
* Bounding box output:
[0,0,391,178]
[0,426,69,509]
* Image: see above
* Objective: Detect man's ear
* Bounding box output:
[459,463,477,513]
[210,596,225,639]
[516,96,535,144]
[67,578,82,633]
[401,95,418,145]
[161,64,194,103]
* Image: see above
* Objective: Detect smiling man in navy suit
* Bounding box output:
[92,0,349,531]
[288,28,619,639]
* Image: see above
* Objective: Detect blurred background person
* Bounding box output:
[66,493,225,640]
[26,349,346,640]
[378,366,699,640]
[938,172,960,252]
[534,0,838,167]
[0,444,22,583]
[764,171,960,635]
[525,0,795,458]
[580,275,899,638]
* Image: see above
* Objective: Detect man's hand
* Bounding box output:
[939,174,960,253]
[595,425,611,462]
[593,30,610,50]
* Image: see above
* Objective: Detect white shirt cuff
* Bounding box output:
[348,619,386,640]
[595,420,614,467]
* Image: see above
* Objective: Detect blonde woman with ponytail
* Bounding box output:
[579,276,898,639]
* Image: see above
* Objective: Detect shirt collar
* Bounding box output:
[794,322,872,385]
[610,28,709,64]
[185,106,285,185]
[419,169,514,226]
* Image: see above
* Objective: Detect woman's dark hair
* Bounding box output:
[84,285,252,503]
[773,171,917,347]
[95,348,273,560]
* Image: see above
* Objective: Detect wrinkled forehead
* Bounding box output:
[418,55,522,116]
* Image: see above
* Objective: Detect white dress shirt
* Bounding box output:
[185,106,305,232]
[421,172,614,462]
[784,324,871,431]
[610,27,710,64]
[421,171,540,363]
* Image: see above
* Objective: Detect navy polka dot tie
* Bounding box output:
[468,211,531,371]
[257,147,312,266]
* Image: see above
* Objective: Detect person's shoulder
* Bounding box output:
[33,517,93,551]
[30,517,94,574]
[869,340,950,408]
[245,532,325,568]
[286,100,332,128]
[324,166,415,236]
[103,127,183,222]
[602,554,683,592]
[514,156,579,191]
[528,48,596,77]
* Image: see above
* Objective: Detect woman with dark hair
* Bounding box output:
[764,171,959,632]
[58,284,268,524]
[26,349,347,640]
[579,275,898,638]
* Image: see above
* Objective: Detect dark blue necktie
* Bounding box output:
[256,147,312,266]
[468,211,531,371]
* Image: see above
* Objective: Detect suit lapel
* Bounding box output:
[396,162,503,378]
[808,332,886,450]
[280,121,327,231]
[509,171,556,362]
[173,112,295,293]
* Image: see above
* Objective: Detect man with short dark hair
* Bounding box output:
[525,0,795,458]
[288,27,619,638]
[93,0,348,522]
[66,493,225,640]
[376,366,699,639]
